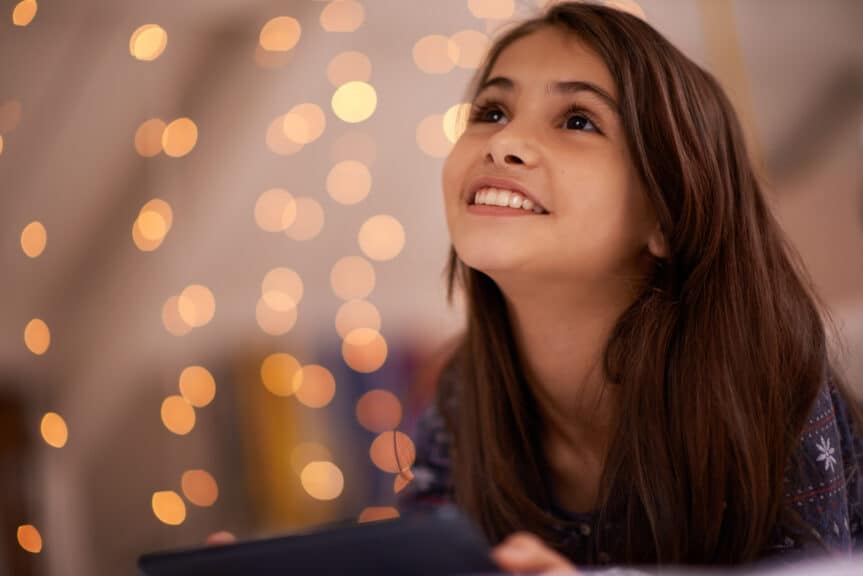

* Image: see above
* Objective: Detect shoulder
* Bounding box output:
[771,369,863,557]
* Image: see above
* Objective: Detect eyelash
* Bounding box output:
[468,99,602,133]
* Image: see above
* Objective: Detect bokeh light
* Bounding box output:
[0,134,4,155]
[160,395,196,435]
[331,131,376,166]
[255,188,297,232]
[177,284,215,328]
[181,469,219,507]
[162,118,198,158]
[290,442,332,475]
[134,118,166,157]
[260,353,302,397]
[282,103,326,145]
[358,507,400,523]
[262,267,304,311]
[357,214,405,261]
[331,81,377,124]
[293,364,336,408]
[162,295,192,336]
[450,29,489,69]
[24,318,50,355]
[256,296,298,335]
[355,389,402,433]
[335,299,381,339]
[266,114,304,155]
[319,0,365,33]
[129,24,168,61]
[330,256,376,300]
[412,35,459,74]
[443,103,471,143]
[342,328,388,373]
[20,220,47,258]
[285,197,324,241]
[259,16,302,52]
[327,51,372,87]
[327,160,371,205]
[416,113,452,158]
[40,412,68,448]
[16,525,42,554]
[300,461,344,501]
[152,491,186,526]
[12,0,37,27]
[369,431,416,473]
[178,366,216,408]
[468,0,515,19]
[394,469,414,494]
[133,198,173,251]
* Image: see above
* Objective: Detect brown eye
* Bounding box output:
[470,104,508,124]
[564,114,597,132]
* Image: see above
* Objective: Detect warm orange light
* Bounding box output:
[330,256,375,300]
[412,35,459,74]
[443,103,471,143]
[12,0,37,27]
[40,412,68,448]
[260,353,302,397]
[282,103,326,145]
[358,506,400,523]
[20,221,47,258]
[255,297,298,336]
[181,469,219,507]
[16,524,42,554]
[266,114,304,155]
[331,81,377,124]
[416,113,452,158]
[293,365,336,408]
[24,318,50,355]
[262,267,304,311]
[357,215,405,261]
[327,51,372,87]
[300,461,344,501]
[254,188,297,232]
[355,389,402,433]
[178,366,216,408]
[369,431,416,473]
[285,197,324,241]
[468,0,514,19]
[319,0,364,33]
[130,24,167,61]
[335,299,381,339]
[450,30,489,69]
[259,16,302,52]
[0,134,5,155]
[177,284,215,328]
[134,118,166,157]
[133,199,173,252]
[327,160,371,205]
[160,395,196,435]
[290,442,332,475]
[162,117,198,158]
[152,490,187,525]
[162,295,192,336]
[394,469,414,494]
[342,328,387,373]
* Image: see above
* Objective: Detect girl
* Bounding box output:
[401,2,863,572]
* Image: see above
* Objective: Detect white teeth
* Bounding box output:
[471,187,547,213]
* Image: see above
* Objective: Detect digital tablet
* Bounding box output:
[138,505,499,575]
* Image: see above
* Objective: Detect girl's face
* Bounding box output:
[442,26,661,286]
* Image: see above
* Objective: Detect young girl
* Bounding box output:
[400,2,863,571]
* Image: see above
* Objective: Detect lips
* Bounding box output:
[466,176,548,213]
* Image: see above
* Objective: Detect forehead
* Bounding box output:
[487,26,617,100]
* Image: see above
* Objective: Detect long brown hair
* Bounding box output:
[441,1,859,565]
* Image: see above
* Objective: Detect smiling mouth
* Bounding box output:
[468,187,549,214]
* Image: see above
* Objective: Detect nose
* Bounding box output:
[485,126,540,168]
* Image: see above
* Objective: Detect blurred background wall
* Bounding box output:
[0,0,861,574]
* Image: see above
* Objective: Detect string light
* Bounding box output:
[327,160,371,205]
[177,284,215,328]
[467,0,515,20]
[293,364,336,408]
[16,525,42,554]
[342,328,388,373]
[178,366,216,408]
[259,16,302,52]
[412,35,459,74]
[416,113,452,158]
[255,188,298,232]
[24,318,50,355]
[443,103,472,143]
[335,299,381,339]
[162,295,192,336]
[162,118,198,158]
[12,0,37,27]
[300,461,344,500]
[450,30,489,69]
[260,353,302,397]
[358,507,399,523]
[181,469,219,507]
[285,197,324,241]
[40,412,68,448]
[331,81,377,124]
[327,51,372,87]
[357,214,405,261]
[134,118,166,157]
[20,221,47,258]
[129,24,168,61]
[355,389,402,433]
[160,395,196,435]
[152,491,186,525]
[330,256,376,300]
[319,0,365,32]
[369,431,415,473]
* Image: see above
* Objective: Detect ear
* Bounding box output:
[646,221,669,259]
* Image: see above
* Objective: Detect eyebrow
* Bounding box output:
[475,76,619,114]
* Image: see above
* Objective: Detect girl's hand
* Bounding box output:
[491,531,578,574]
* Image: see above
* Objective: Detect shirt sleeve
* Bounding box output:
[765,372,863,560]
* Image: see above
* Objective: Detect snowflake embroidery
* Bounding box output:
[815,436,837,473]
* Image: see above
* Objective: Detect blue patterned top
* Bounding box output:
[398,369,863,566]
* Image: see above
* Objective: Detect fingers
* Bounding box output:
[491,531,578,574]
[205,531,236,546]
